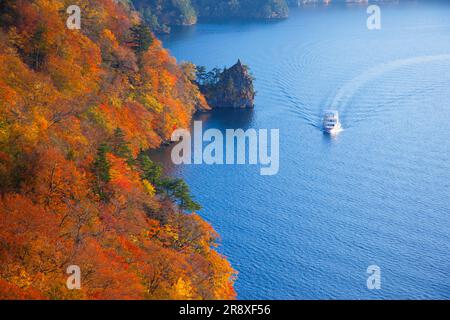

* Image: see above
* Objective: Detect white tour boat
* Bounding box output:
[322,110,342,134]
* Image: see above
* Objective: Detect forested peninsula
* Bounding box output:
[133,0,290,33]
[132,0,382,34]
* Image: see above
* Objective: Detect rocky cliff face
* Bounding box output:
[199,60,256,109]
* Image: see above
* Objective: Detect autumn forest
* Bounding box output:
[0,0,236,299]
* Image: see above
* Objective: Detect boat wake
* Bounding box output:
[273,41,450,134]
[329,54,450,123]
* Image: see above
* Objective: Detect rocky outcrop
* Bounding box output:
[199,60,256,109]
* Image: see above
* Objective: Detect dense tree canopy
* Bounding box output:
[0,0,235,299]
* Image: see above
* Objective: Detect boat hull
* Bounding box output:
[322,110,342,135]
[324,124,342,135]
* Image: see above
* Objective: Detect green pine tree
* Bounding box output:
[111,128,134,165]
[137,152,164,190]
[129,24,153,55]
[92,143,111,200]
[137,152,201,212]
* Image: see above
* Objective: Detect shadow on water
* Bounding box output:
[160,25,199,44]
[196,17,286,29]
[161,18,285,46]
[146,145,178,176]
[321,131,342,145]
[194,108,255,130]
[147,108,255,175]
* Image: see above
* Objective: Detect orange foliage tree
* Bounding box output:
[0,0,234,300]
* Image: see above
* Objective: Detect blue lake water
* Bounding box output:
[155,1,450,299]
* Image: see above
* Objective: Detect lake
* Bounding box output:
[154,1,450,299]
